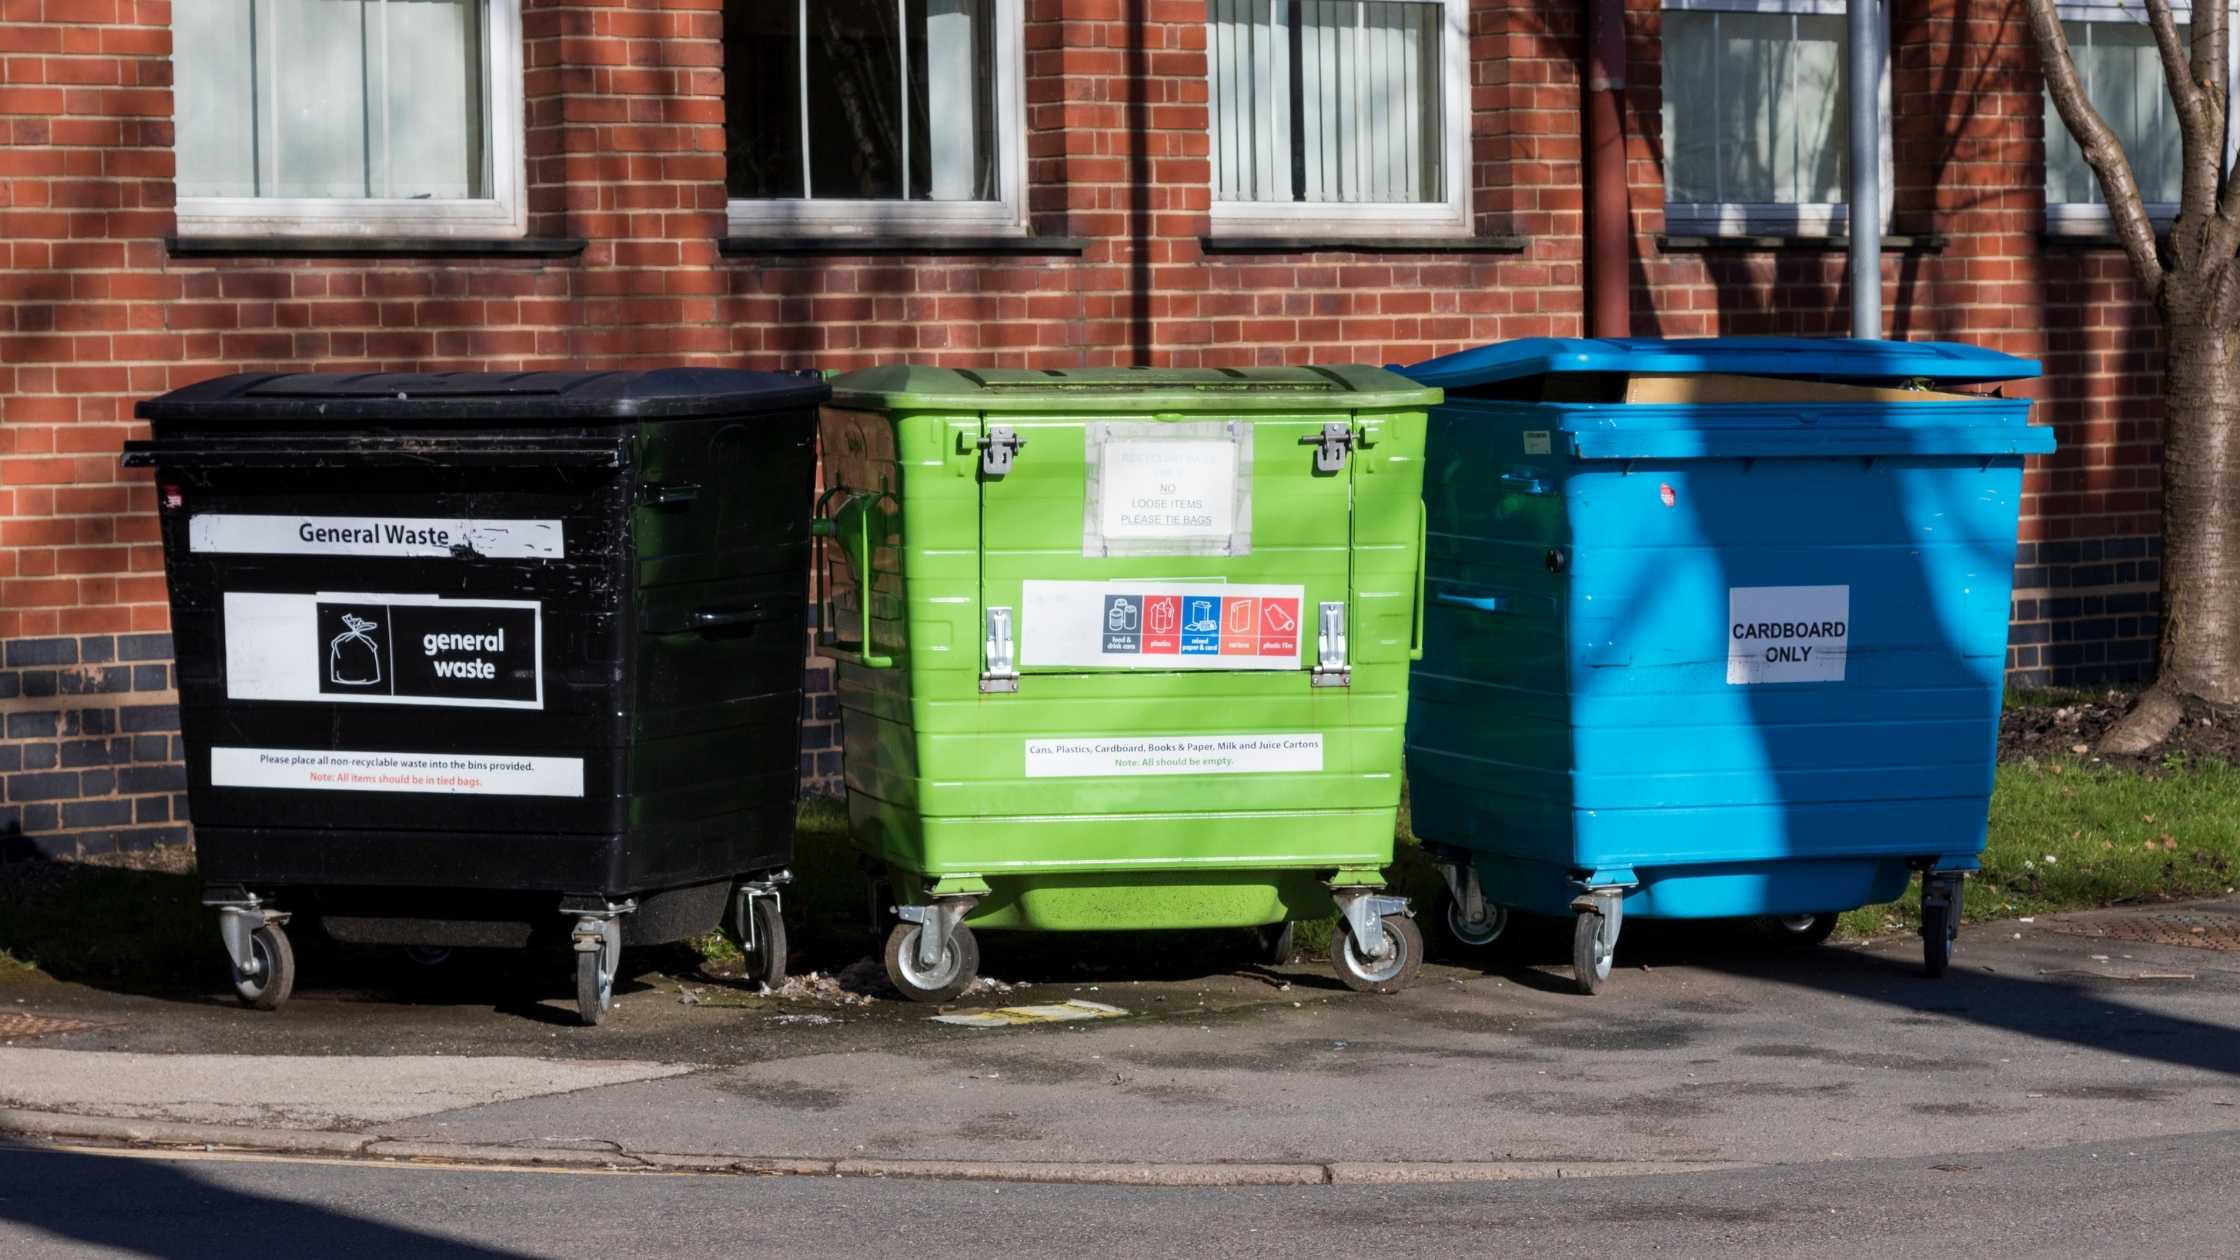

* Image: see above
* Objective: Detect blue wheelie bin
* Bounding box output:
[1397,338,2054,992]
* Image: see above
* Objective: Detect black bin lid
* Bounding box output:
[136,368,829,425]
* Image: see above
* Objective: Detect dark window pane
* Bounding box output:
[725,0,999,203]
[807,0,906,200]
[725,0,805,198]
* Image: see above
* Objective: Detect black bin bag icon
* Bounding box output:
[329,613,383,687]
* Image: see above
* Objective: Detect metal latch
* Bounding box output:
[1313,600,1349,687]
[978,426,1026,477]
[1310,423,1354,473]
[982,605,1018,693]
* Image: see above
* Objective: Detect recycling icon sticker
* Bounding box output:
[1021,581,1306,670]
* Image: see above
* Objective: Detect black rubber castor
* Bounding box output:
[1764,912,1839,947]
[1571,909,1614,996]
[576,938,616,1026]
[1441,894,1508,950]
[739,896,788,990]
[883,920,978,1003]
[1331,913,1423,994]
[1255,920,1295,965]
[1922,900,1953,978]
[232,923,296,1012]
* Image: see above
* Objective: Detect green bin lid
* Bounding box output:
[829,365,1439,413]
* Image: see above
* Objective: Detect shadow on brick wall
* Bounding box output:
[2,632,192,862]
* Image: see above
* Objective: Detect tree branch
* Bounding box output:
[2147,0,2220,245]
[2195,0,2230,104]
[2144,0,2206,118]
[2202,0,2240,253]
[2023,0,2166,303]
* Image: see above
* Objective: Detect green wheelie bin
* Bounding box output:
[817,366,1437,999]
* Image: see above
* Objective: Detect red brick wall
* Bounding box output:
[0,0,2159,859]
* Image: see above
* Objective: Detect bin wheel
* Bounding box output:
[1331,913,1422,994]
[576,939,617,1026]
[233,923,296,1012]
[884,921,978,1004]
[1922,901,1954,979]
[1441,895,1508,950]
[1764,913,1838,947]
[741,896,788,990]
[1571,910,1615,996]
[1255,921,1295,966]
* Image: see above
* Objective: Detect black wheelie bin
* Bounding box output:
[125,369,825,1024]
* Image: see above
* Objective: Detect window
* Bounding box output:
[1660,0,1887,236]
[1207,0,1470,237]
[173,0,526,238]
[724,0,1026,237]
[2043,6,2229,233]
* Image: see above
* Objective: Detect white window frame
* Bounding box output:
[724,0,1028,239]
[173,0,528,240]
[2043,2,2239,237]
[1660,0,1891,238]
[1206,0,1471,240]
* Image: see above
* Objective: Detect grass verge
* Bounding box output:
[1837,755,2240,937]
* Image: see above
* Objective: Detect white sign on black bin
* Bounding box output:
[224,591,545,710]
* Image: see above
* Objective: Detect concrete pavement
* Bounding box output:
[1,907,2235,1182]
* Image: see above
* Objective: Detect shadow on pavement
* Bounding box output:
[0,1145,542,1259]
[1690,939,2240,1079]
[1439,911,2240,1079]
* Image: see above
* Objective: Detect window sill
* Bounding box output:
[1655,233,1948,254]
[1198,235,1527,255]
[719,235,1086,257]
[165,236,586,259]
[2041,229,2173,249]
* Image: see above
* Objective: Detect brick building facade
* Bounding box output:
[1,0,2160,858]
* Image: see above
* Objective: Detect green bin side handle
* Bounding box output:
[1410,497,1428,662]
[811,490,895,669]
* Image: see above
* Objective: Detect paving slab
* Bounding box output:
[0,1049,692,1129]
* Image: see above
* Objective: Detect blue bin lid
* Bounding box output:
[1400,337,2041,390]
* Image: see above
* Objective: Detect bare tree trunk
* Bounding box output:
[2102,325,2240,752]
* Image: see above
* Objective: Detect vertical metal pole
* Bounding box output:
[799,0,812,198]
[897,0,910,197]
[1847,0,1882,338]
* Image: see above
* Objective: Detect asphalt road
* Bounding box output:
[5,1130,2237,1259]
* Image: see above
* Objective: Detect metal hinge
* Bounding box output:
[1310,423,1354,473]
[1313,600,1349,687]
[978,426,1026,477]
[982,605,1018,693]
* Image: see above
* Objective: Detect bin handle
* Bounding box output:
[643,482,700,508]
[812,488,896,669]
[1435,592,1509,614]
[1497,469,1553,496]
[1410,498,1427,662]
[690,601,783,631]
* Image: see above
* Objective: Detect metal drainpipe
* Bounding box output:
[1848,0,1882,338]
[1585,0,1629,339]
